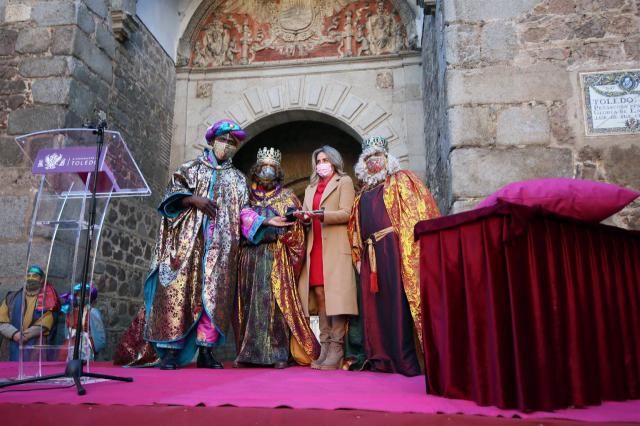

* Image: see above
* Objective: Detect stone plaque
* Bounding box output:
[580,70,640,136]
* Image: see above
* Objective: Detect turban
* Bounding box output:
[205,119,247,143]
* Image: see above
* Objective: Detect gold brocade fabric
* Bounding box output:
[348,170,440,347]
[245,188,321,360]
[146,152,248,345]
[348,192,364,266]
[113,306,159,366]
[383,170,440,347]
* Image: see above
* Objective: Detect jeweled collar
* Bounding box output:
[251,182,282,201]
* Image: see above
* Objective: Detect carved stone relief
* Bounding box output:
[376,71,394,89]
[189,0,410,68]
[196,82,213,98]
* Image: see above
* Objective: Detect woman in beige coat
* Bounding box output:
[296,146,358,370]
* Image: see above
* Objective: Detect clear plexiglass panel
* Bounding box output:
[15,128,151,198]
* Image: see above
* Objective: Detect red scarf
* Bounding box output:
[36,283,60,312]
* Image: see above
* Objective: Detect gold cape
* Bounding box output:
[348,170,440,347]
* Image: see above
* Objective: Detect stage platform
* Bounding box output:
[0,362,638,425]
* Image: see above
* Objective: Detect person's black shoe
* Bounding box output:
[274,361,289,369]
[159,349,179,370]
[197,347,223,369]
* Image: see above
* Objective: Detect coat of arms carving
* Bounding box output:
[189,0,411,68]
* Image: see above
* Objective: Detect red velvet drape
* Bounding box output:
[415,202,640,411]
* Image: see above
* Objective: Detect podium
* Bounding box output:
[4,128,150,384]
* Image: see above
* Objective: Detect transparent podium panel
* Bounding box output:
[3,129,150,381]
[19,345,68,380]
[15,345,104,385]
[16,128,151,199]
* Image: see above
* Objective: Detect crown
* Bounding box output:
[362,136,388,152]
[256,147,282,166]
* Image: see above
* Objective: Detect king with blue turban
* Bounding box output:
[115,119,265,369]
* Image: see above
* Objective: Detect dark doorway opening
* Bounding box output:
[234,120,361,198]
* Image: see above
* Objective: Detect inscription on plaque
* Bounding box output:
[580,70,640,135]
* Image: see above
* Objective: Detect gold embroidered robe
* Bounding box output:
[348,170,440,347]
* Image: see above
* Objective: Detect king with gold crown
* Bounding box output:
[234,147,320,368]
[346,135,441,376]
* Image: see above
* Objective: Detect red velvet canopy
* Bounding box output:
[415,201,640,411]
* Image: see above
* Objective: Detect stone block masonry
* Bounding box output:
[0,0,176,360]
[428,0,640,230]
[496,105,550,146]
[450,146,573,197]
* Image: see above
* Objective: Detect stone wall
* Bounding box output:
[0,0,176,360]
[1,0,86,306]
[421,4,450,213]
[438,0,640,228]
[91,3,176,360]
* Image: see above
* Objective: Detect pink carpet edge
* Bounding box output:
[1,362,638,423]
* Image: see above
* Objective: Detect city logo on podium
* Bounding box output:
[33,147,104,174]
[42,153,66,170]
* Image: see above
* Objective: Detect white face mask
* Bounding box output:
[212,140,237,162]
[316,163,333,178]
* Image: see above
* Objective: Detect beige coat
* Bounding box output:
[298,174,358,316]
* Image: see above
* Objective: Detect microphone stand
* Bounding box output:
[0,118,133,395]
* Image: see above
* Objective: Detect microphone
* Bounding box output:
[83,111,108,130]
[96,111,108,130]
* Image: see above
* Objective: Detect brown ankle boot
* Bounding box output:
[319,315,346,370]
[319,341,343,370]
[311,311,330,369]
[311,342,329,369]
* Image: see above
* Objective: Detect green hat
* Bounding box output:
[27,265,44,276]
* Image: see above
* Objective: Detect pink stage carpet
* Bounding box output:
[1,362,639,423]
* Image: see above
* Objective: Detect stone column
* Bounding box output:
[240,18,250,65]
[343,11,353,57]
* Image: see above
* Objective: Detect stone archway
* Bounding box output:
[173,56,424,176]
[170,0,426,180]
[233,110,363,198]
[221,82,406,159]
[179,78,412,166]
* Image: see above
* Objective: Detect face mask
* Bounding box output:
[257,165,277,182]
[316,163,333,178]
[26,279,41,293]
[365,155,387,174]
[212,140,238,162]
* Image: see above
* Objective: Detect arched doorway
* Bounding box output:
[170,0,427,186]
[234,111,362,198]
